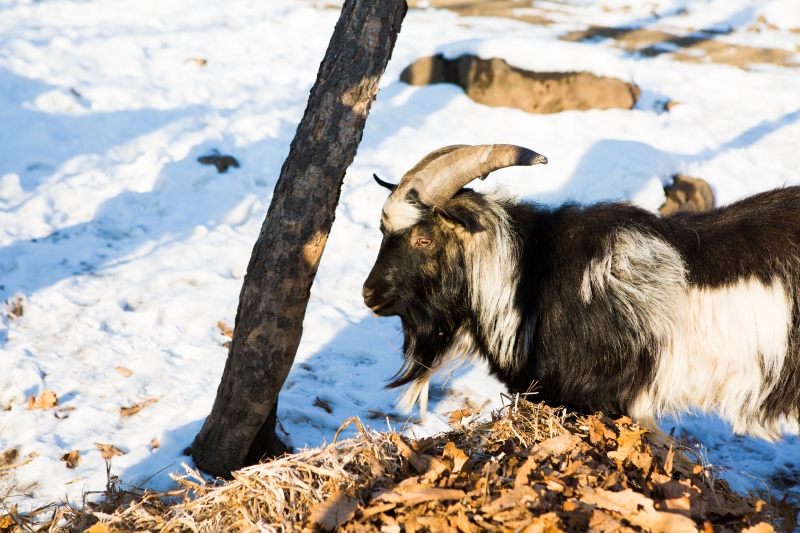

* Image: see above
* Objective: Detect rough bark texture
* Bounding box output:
[192,0,407,478]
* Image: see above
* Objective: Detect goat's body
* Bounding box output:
[382,187,800,438]
[474,187,800,438]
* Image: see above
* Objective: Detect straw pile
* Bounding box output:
[2,397,796,533]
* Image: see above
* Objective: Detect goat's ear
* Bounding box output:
[434,205,485,234]
[373,173,397,192]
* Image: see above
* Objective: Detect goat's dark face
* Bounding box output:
[363,208,469,321]
[361,145,545,409]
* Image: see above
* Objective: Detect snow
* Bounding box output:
[1,0,800,514]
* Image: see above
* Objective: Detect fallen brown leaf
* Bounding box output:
[217,321,233,337]
[376,487,466,506]
[607,428,646,465]
[27,389,58,410]
[94,443,125,460]
[0,448,19,467]
[61,450,81,469]
[657,479,707,519]
[580,486,698,533]
[151,438,160,450]
[708,498,756,520]
[481,486,537,514]
[631,449,653,474]
[587,415,615,444]
[442,441,469,473]
[390,434,428,472]
[535,433,582,458]
[515,456,539,489]
[449,408,472,426]
[120,398,159,417]
[588,509,625,533]
[664,443,675,476]
[308,490,357,531]
[6,297,23,318]
[0,515,15,529]
[313,397,333,414]
[115,366,133,377]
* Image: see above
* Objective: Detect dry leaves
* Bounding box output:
[448,407,472,425]
[27,389,58,410]
[116,366,133,377]
[308,490,358,530]
[44,398,789,533]
[151,438,160,450]
[95,443,125,460]
[1,448,19,467]
[198,154,239,174]
[5,296,24,319]
[314,397,333,414]
[120,398,159,417]
[60,450,80,469]
[216,321,233,338]
[0,447,34,472]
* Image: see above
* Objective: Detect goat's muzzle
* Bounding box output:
[362,280,394,315]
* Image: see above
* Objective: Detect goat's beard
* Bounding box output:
[389,308,480,417]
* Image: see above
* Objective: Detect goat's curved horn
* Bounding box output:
[394,144,547,206]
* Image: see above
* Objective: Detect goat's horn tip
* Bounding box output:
[531,153,548,165]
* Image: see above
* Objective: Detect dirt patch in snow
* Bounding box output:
[406,0,799,70]
[562,27,799,70]
[401,55,640,114]
[406,0,554,26]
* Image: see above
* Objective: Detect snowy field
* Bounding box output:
[2,0,800,512]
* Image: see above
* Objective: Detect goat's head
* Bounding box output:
[362,145,547,390]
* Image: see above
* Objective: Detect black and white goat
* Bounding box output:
[362,144,800,439]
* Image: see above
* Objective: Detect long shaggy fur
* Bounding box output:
[363,186,800,436]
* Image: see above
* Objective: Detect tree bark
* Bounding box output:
[192,0,407,478]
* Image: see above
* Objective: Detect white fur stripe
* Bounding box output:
[583,230,793,438]
[465,193,523,370]
[382,197,422,232]
[635,278,792,439]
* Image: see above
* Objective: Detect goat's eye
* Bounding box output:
[415,238,432,247]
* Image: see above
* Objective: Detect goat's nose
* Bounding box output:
[362,285,374,301]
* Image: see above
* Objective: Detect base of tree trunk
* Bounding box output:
[244,400,291,466]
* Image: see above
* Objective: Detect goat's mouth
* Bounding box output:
[365,297,395,316]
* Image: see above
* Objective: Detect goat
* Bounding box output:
[362,144,800,439]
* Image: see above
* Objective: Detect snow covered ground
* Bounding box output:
[1,0,800,513]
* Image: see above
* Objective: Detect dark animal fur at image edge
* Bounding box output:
[362,144,800,439]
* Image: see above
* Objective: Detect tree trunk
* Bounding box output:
[191,0,407,478]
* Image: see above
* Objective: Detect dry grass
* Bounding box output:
[2,398,797,533]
